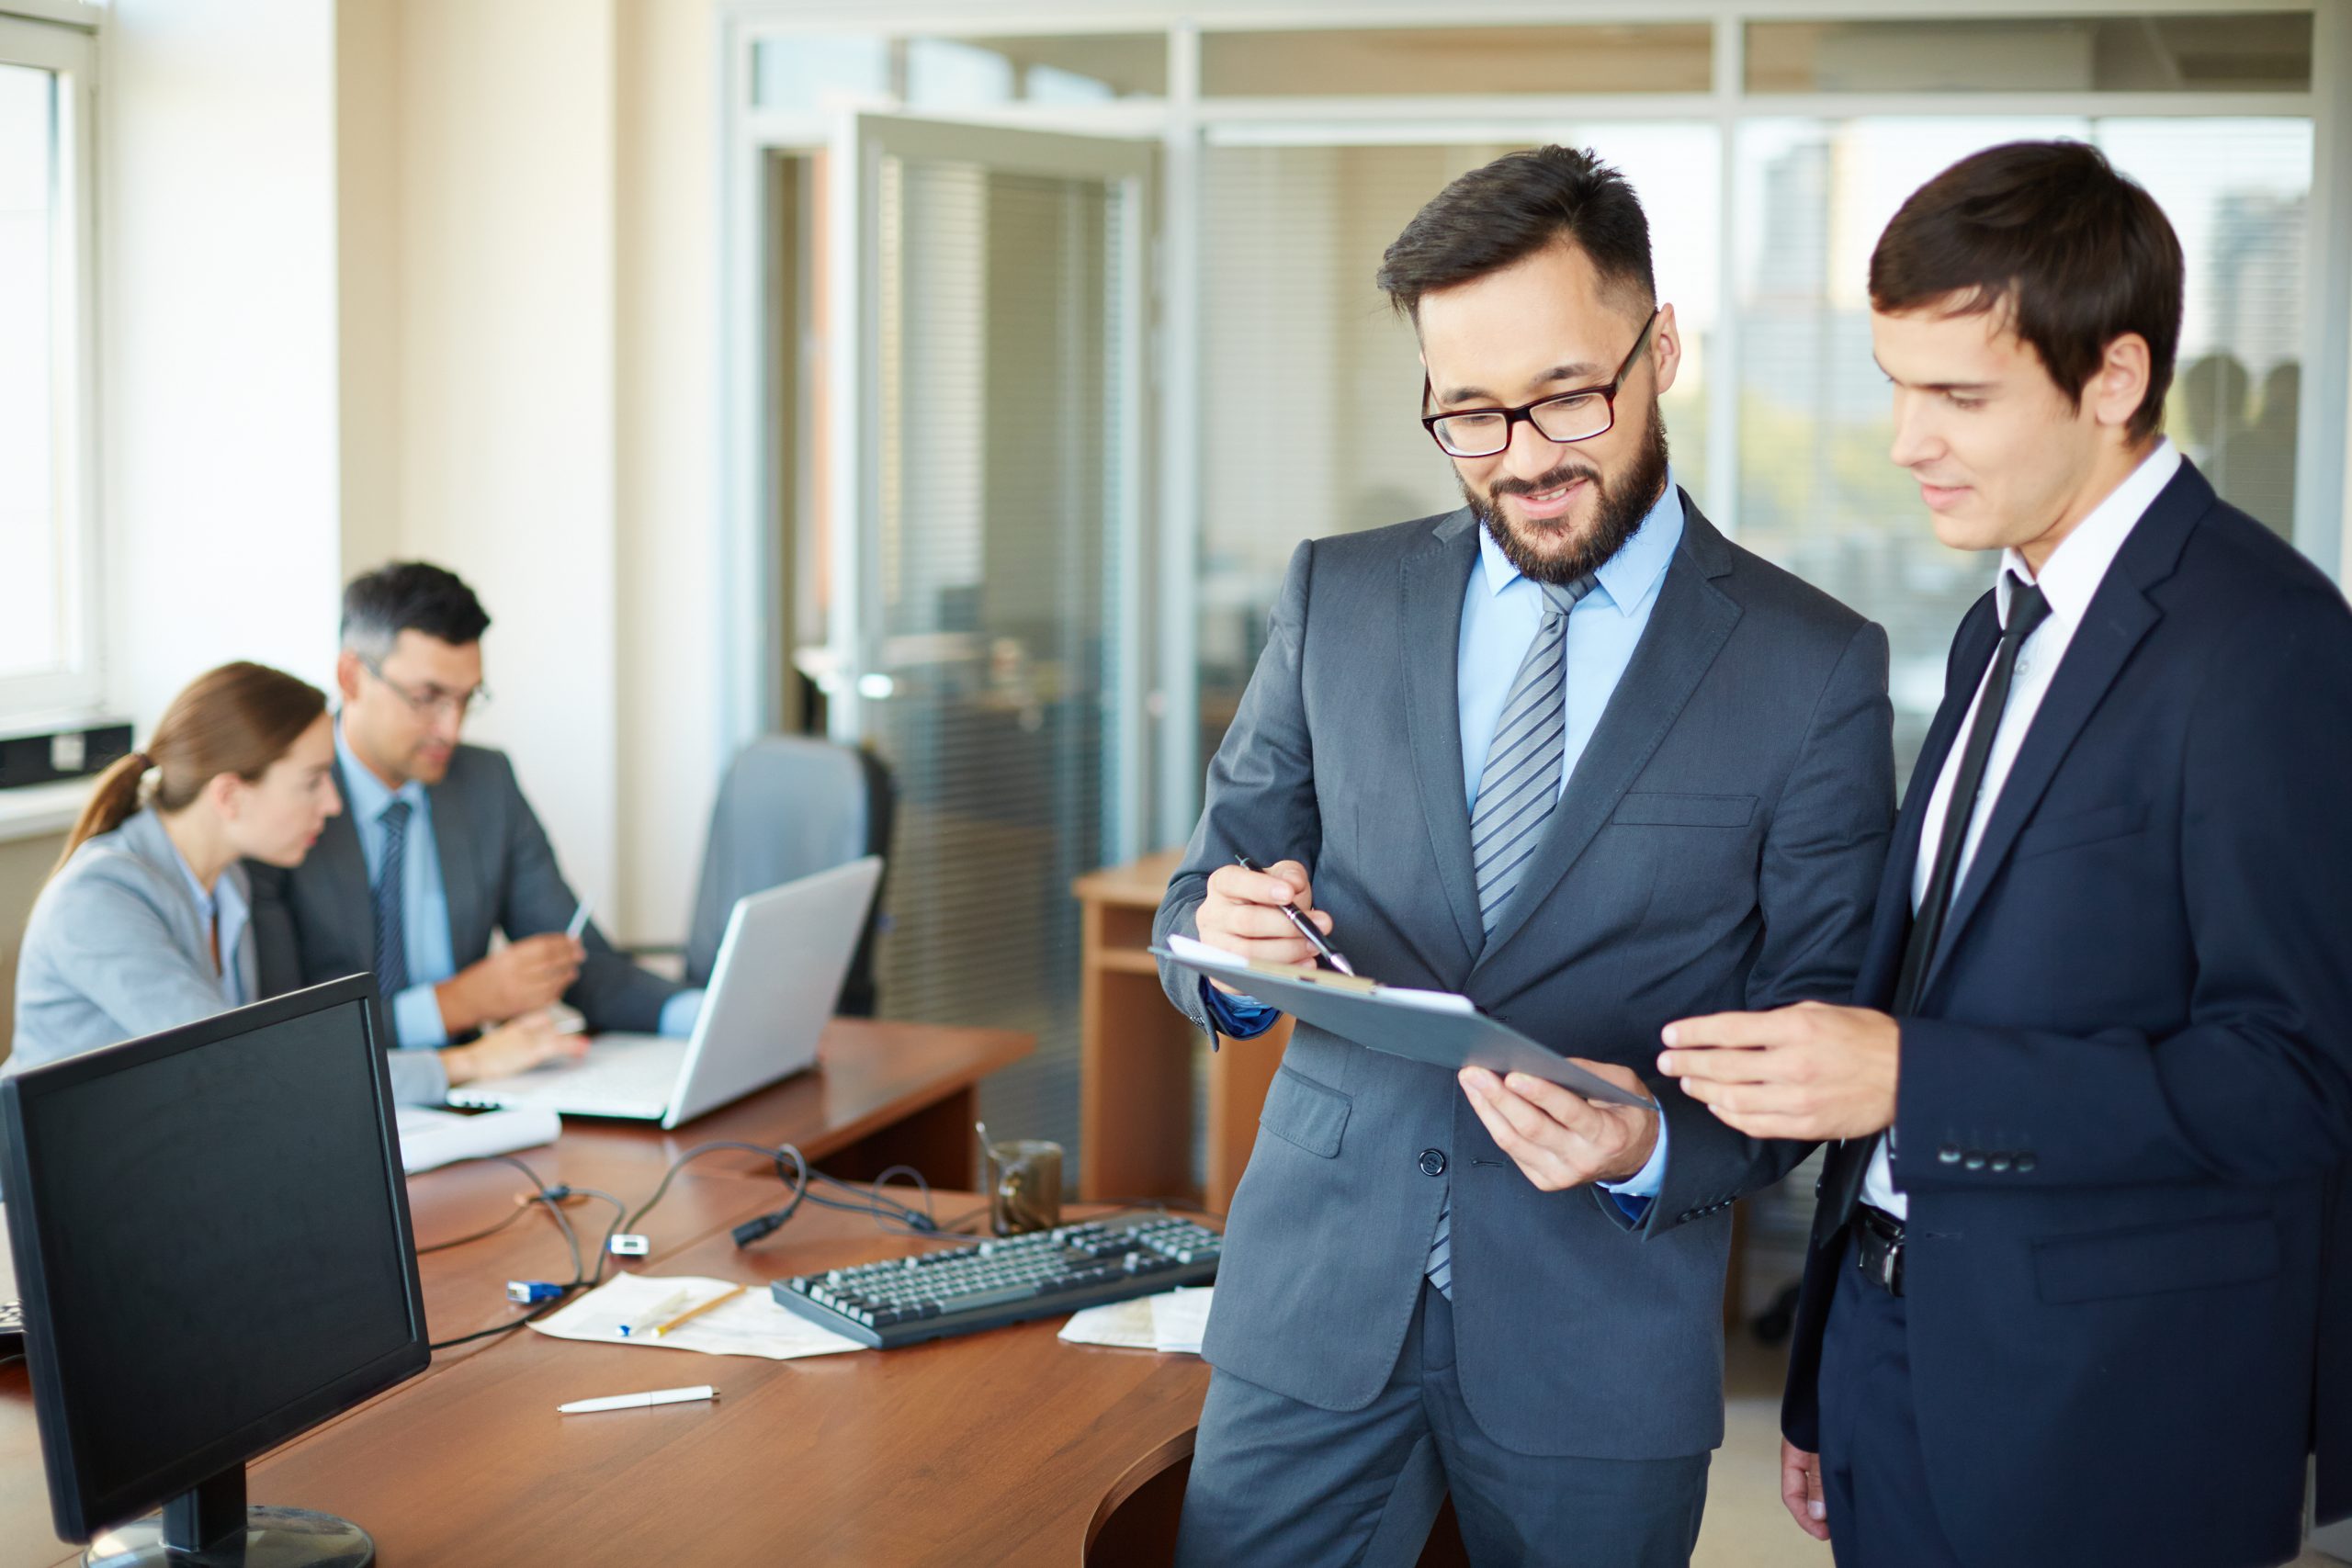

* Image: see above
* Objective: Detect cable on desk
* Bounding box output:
[424,1156,616,1352]
[620,1140,808,1233]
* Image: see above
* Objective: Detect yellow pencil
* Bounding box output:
[649,1283,747,1338]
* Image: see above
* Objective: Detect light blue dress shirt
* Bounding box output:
[1205,474,1690,1206]
[336,725,701,1048]
[165,837,252,1009]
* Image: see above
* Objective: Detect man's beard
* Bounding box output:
[1464,404,1670,585]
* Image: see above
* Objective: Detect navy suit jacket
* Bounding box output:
[1785,462,2352,1567]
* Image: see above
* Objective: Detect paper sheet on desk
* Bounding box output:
[1060,1286,1215,1355]
[529,1274,865,1361]
[395,1105,560,1173]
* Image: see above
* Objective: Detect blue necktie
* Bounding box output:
[373,799,411,1011]
[1429,573,1598,1300]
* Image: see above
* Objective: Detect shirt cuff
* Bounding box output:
[393,983,450,1050]
[1200,977,1280,1039]
[659,989,706,1039]
[1599,1114,1668,1219]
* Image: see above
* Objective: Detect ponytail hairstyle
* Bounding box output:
[53,661,329,879]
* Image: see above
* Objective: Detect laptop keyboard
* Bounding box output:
[771,1215,1221,1348]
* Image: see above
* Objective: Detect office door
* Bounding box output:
[830,112,1152,1157]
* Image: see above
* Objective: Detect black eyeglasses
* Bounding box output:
[1420,309,1661,458]
[360,658,491,721]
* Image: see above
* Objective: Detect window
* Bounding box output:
[0,13,98,723]
[1734,115,2313,781]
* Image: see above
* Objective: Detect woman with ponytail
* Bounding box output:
[11,662,450,1102]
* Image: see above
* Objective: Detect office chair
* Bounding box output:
[654,736,895,1017]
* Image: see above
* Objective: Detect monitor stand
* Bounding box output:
[84,1466,373,1567]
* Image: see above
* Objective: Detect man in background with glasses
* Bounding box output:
[251,561,699,1097]
[1155,146,1894,1565]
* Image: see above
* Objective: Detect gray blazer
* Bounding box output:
[6,811,443,1104]
[248,744,682,1036]
[1156,496,1895,1460]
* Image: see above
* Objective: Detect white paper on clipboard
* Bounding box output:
[1158,936,1651,1109]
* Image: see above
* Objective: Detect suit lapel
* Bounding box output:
[1399,511,1486,967]
[317,757,376,956]
[1857,596,1998,1006]
[1919,463,2207,996]
[431,767,485,958]
[1472,496,1742,973]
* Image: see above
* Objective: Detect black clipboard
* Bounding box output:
[1152,946,1651,1109]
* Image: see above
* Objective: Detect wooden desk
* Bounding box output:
[0,1020,1035,1568]
[563,1018,1032,1189]
[0,1154,794,1568]
[2,1190,1215,1568]
[1074,850,1285,1211]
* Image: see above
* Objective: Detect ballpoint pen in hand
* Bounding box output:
[1233,854,1356,976]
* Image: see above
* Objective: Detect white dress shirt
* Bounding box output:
[1864,439,2182,1218]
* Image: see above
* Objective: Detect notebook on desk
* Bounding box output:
[447,856,883,1128]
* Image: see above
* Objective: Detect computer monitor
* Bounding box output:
[1,975,428,1566]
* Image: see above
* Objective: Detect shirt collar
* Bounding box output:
[334,717,427,822]
[163,825,218,921]
[1476,467,1686,617]
[1997,439,2180,631]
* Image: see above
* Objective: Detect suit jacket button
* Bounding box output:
[1962,1150,1986,1170]
[1988,1153,2013,1172]
[1418,1148,1447,1178]
[2016,1153,2037,1173]
[1938,1144,1962,1164]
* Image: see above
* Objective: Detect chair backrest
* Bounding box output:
[684,737,894,1014]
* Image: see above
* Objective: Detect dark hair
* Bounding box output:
[1377,146,1656,323]
[340,560,492,661]
[1870,140,2182,444]
[56,662,327,876]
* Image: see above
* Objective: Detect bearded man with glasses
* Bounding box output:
[250,561,700,1098]
[1153,145,1896,1565]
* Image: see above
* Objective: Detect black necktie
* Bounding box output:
[1891,576,2052,1015]
[1819,576,2055,1241]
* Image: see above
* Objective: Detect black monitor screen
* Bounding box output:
[4,980,427,1538]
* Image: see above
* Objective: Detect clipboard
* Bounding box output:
[1151,945,1652,1109]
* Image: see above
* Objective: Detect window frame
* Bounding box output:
[718,1,2346,850]
[0,8,102,727]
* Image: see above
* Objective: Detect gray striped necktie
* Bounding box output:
[373,799,411,1010]
[1428,572,1597,1300]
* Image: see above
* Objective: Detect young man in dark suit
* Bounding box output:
[1659,141,2352,1568]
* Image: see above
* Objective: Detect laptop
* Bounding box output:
[447,856,883,1128]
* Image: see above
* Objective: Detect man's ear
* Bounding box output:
[335,649,365,705]
[1649,302,1682,400]
[2086,333,2153,434]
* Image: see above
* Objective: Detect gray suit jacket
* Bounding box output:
[248,744,681,1038]
[7,811,439,1105]
[1156,496,1894,1459]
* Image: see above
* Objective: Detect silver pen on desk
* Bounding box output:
[1233,854,1356,976]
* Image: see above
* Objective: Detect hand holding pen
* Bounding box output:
[1193,854,1355,990]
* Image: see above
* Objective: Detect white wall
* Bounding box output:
[334,0,723,942]
[104,0,345,713]
[616,0,724,942]
[382,0,623,919]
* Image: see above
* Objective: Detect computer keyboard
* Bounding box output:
[770,1214,1221,1349]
